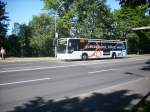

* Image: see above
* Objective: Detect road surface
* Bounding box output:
[0,55,150,112]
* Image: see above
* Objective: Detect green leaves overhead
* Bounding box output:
[117,0,150,8]
[44,0,114,38]
[44,0,61,10]
[114,1,150,54]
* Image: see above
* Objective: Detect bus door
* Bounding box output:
[116,43,126,57]
[102,43,111,57]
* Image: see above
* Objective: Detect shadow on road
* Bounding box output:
[141,59,150,71]
[8,90,141,112]
[125,72,145,77]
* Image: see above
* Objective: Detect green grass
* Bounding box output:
[136,101,150,112]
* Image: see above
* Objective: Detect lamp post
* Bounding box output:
[54,2,65,57]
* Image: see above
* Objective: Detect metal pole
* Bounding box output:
[54,2,65,57]
[54,11,57,57]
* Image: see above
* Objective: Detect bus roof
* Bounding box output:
[58,38,125,43]
[132,26,150,31]
[87,39,124,43]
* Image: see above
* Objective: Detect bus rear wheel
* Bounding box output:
[82,53,88,61]
[112,53,117,59]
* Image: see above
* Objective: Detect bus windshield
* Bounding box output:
[57,38,67,53]
[68,39,80,53]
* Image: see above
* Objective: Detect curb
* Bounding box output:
[0,54,150,63]
[132,91,150,112]
[0,57,57,63]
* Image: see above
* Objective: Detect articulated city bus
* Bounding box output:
[57,38,127,60]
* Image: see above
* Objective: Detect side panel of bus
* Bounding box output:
[57,38,126,60]
[82,41,126,59]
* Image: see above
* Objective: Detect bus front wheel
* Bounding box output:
[112,53,117,59]
[82,53,88,61]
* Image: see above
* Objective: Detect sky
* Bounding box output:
[2,0,120,35]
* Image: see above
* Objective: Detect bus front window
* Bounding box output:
[68,39,80,53]
[57,39,67,53]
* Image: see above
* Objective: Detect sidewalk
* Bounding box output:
[0,54,149,63]
[0,57,56,62]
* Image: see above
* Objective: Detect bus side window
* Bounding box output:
[116,43,125,50]
[80,40,88,51]
[101,43,107,50]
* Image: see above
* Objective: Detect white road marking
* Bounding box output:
[88,69,117,74]
[1,66,47,70]
[0,77,51,86]
[0,58,148,73]
[0,65,78,73]
[0,63,28,67]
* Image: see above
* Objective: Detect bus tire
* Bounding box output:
[112,53,117,59]
[82,53,88,61]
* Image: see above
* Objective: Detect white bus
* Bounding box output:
[57,38,127,60]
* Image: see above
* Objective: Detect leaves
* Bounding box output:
[0,1,8,47]
[117,0,150,8]
[29,14,54,56]
[114,2,150,53]
[43,0,115,39]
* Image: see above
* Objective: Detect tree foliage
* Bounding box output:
[29,14,54,56]
[117,0,150,16]
[44,0,116,39]
[12,22,20,35]
[18,24,31,56]
[7,34,20,56]
[117,0,150,8]
[7,23,32,56]
[114,0,150,54]
[0,1,8,48]
[114,5,149,30]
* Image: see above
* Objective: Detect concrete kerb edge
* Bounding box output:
[0,54,150,63]
[0,57,57,63]
[132,91,150,112]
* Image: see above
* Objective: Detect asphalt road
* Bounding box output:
[0,55,150,112]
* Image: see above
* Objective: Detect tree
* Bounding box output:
[29,14,54,56]
[7,34,20,56]
[114,0,150,53]
[43,0,115,39]
[0,1,8,48]
[117,0,150,16]
[117,0,150,8]
[12,22,20,35]
[18,24,32,56]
